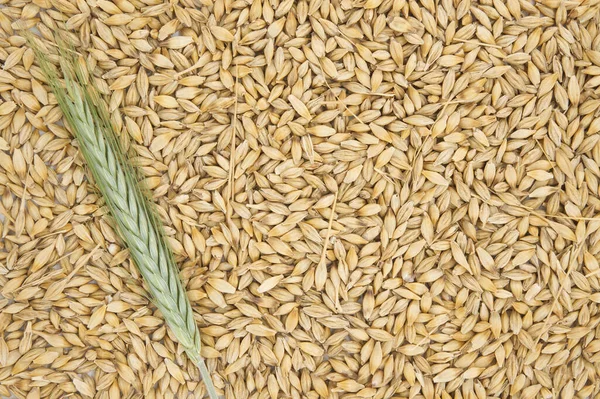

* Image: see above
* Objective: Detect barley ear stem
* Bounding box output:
[197,358,221,399]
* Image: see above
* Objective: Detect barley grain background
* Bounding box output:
[0,0,600,398]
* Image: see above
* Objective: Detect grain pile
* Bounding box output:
[1,0,600,398]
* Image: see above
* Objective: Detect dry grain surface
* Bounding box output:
[1,0,600,398]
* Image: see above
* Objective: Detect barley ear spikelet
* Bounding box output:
[27,35,219,399]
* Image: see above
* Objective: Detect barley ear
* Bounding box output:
[27,33,220,399]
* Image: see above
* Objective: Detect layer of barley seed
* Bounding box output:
[1,0,600,398]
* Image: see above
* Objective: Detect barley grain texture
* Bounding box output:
[1,0,600,398]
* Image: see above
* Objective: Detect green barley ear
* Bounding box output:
[26,33,220,399]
